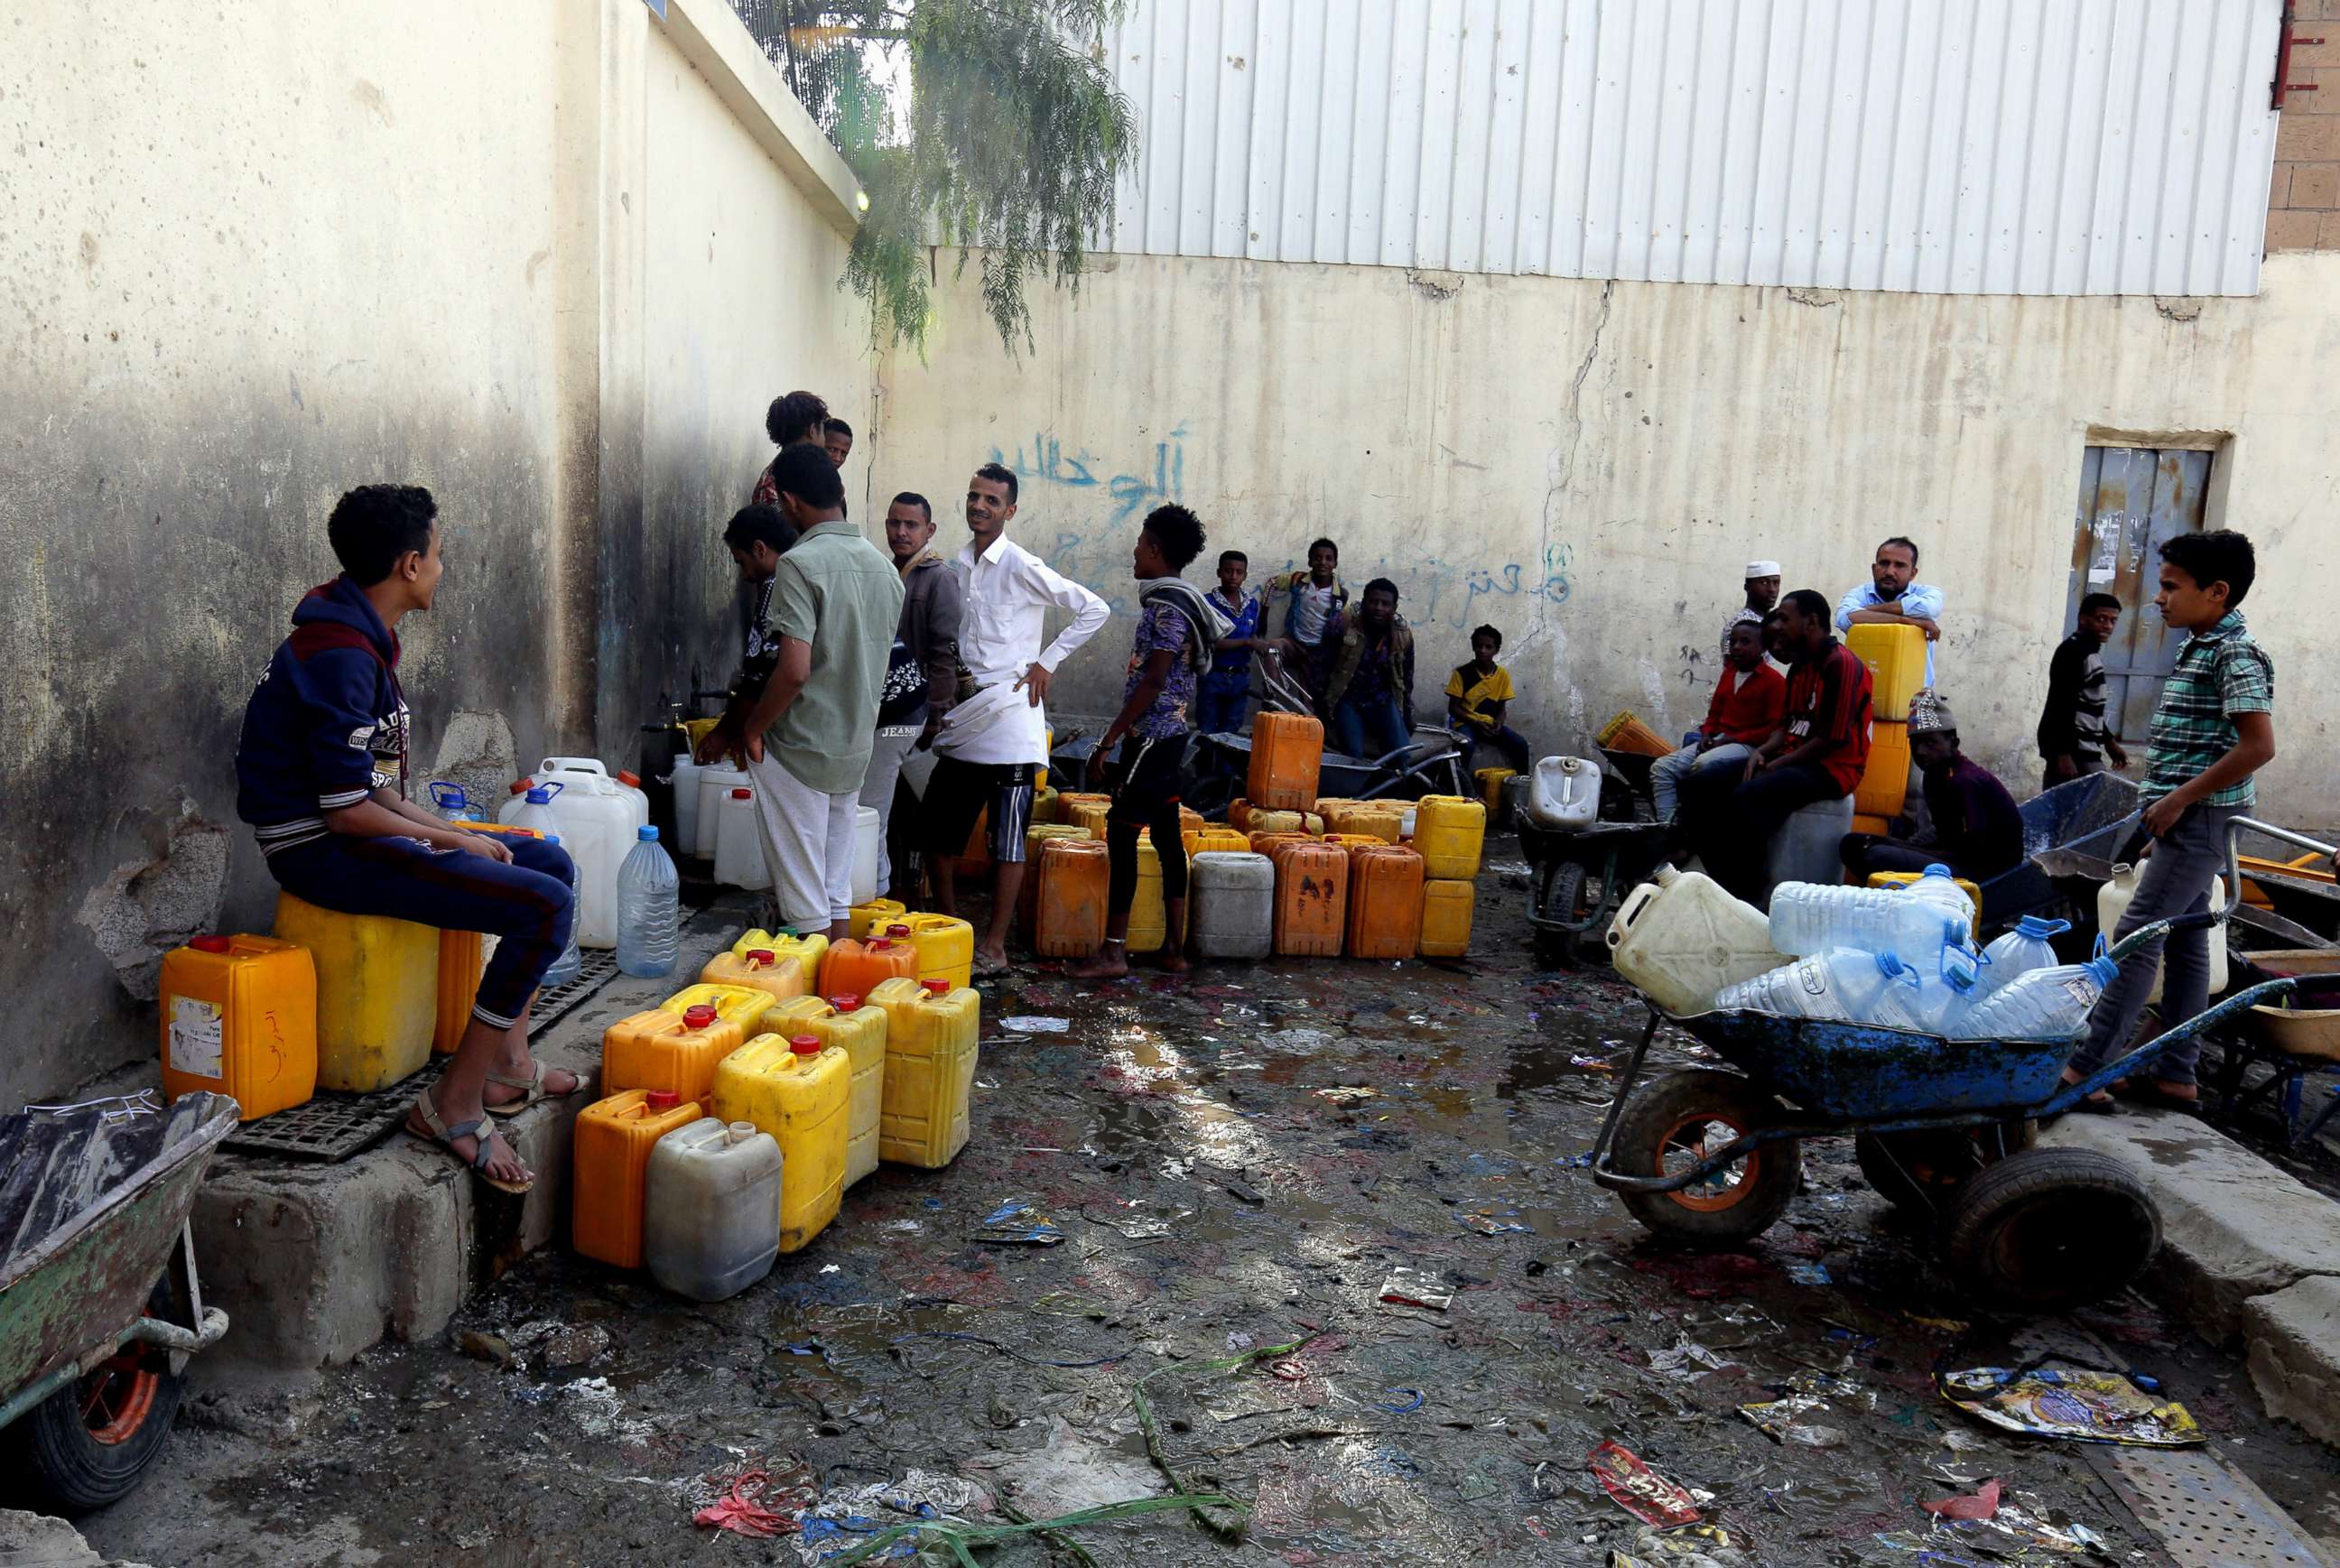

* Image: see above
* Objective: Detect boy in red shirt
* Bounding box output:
[1653,616,1787,821]
[1683,590,1872,902]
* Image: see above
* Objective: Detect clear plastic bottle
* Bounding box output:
[509,784,563,838]
[542,833,583,988]
[617,824,681,978]
[1951,954,2119,1041]
[1715,949,1924,1024]
[428,781,487,822]
[1905,942,1982,1034]
[1768,876,1973,969]
[1972,916,2070,1005]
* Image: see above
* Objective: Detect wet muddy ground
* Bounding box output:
[81,846,2340,1565]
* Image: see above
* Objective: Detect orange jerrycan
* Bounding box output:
[1313,797,1358,820]
[848,898,908,939]
[869,978,980,1168]
[764,994,887,1187]
[896,914,975,993]
[1063,797,1112,839]
[1856,719,1911,819]
[1126,838,1168,954]
[432,931,483,1056]
[1418,879,1476,958]
[272,892,438,1092]
[1348,845,1425,958]
[573,1088,701,1268]
[1271,840,1350,956]
[1055,790,1110,827]
[821,936,917,998]
[1031,838,1110,957]
[698,947,812,1006]
[710,1034,849,1252]
[1248,711,1323,811]
[1412,795,1487,880]
[602,1005,747,1105]
[158,934,317,1119]
[1017,823,1095,934]
[1249,830,1313,859]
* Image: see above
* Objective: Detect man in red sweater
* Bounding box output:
[1652,617,1787,821]
[1683,590,1874,902]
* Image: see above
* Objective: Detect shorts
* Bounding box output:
[1105,733,1186,827]
[923,756,1037,864]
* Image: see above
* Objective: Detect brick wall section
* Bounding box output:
[2270,0,2340,250]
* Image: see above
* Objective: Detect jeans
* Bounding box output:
[1455,723,1532,778]
[1650,742,1752,822]
[1682,761,1843,904]
[858,725,921,895]
[267,832,575,1031]
[1331,694,1410,759]
[2066,802,2242,1088]
[1194,674,1250,737]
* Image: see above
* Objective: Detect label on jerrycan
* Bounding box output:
[170,996,225,1077]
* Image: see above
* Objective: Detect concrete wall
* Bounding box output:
[0,0,866,1109]
[876,250,2340,816]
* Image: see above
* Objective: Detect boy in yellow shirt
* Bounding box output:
[1444,625,1530,776]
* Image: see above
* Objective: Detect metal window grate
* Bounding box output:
[2096,1445,2337,1568]
[222,949,624,1164]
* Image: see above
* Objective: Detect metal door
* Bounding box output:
[2065,447,2211,742]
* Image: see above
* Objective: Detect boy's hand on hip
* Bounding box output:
[1015,663,1053,706]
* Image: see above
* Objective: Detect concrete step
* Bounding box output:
[188,914,739,1374]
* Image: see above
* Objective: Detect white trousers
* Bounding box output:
[747,752,858,930]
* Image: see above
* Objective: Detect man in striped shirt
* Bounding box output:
[2062,530,2275,1110]
[1682,589,1872,903]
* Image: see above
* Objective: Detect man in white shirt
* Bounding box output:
[1834,535,1945,689]
[924,461,1110,974]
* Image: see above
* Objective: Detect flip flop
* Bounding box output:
[484,1060,580,1117]
[970,951,1012,979]
[407,1091,533,1194]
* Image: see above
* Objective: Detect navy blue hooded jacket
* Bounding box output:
[235,576,411,857]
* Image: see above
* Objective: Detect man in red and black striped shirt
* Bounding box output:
[1682,589,1872,902]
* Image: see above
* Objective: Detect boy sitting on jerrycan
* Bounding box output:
[235,485,579,1193]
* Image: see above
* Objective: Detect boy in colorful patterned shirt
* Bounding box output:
[2061,530,2275,1109]
[1072,505,1228,979]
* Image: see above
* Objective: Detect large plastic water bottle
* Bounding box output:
[541,833,583,988]
[1973,916,2071,1005]
[1906,942,1982,1034]
[1951,954,2120,1041]
[616,825,681,978]
[1715,949,1926,1025]
[509,784,563,839]
[1769,874,1973,969]
[429,781,487,822]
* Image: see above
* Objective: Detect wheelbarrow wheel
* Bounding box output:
[5,1295,184,1513]
[1944,1147,2160,1311]
[1611,1069,1800,1247]
[1855,1120,2038,1214]
[1533,863,1591,967]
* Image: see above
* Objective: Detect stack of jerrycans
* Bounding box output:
[760,994,887,1188]
[868,977,980,1167]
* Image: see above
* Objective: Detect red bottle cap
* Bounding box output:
[731,787,752,800]
[509,777,533,794]
[747,949,775,966]
[683,1004,717,1029]
[789,1035,822,1056]
[189,935,232,954]
[645,1090,680,1110]
[922,978,951,995]
[869,938,893,951]
[827,993,860,1011]
[887,923,914,938]
[617,769,641,787]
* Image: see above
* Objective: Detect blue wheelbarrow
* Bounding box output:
[1588,912,2298,1310]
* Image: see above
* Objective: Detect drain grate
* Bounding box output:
[223,949,625,1163]
[2097,1445,2336,1568]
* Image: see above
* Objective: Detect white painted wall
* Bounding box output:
[877,250,2340,819]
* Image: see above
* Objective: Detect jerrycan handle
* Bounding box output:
[1606,880,1662,949]
[539,756,610,778]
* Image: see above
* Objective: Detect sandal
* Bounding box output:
[406,1091,534,1194]
[484,1059,580,1117]
[970,951,1012,979]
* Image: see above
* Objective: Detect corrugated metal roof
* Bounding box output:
[1105,0,2284,295]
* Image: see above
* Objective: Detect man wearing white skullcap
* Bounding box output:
[1724,560,1783,660]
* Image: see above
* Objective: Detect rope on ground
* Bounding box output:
[1131,1331,1318,1543]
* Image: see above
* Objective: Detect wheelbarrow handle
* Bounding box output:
[2103,906,2228,964]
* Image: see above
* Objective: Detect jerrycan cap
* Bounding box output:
[869,938,895,951]
[508,778,534,795]
[2084,954,2120,986]
[730,787,752,800]
[683,1004,718,1029]
[618,769,641,787]
[645,1090,681,1110]
[190,934,233,954]
[789,1035,822,1056]
[827,994,861,1011]
[887,923,914,938]
[921,978,951,995]
[746,949,776,966]
[525,786,555,804]
[726,1119,757,1144]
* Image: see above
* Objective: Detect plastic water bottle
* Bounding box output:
[1769,878,1973,969]
[1716,950,1925,1024]
[511,784,563,838]
[1906,942,1982,1034]
[542,833,583,988]
[1973,916,2071,1005]
[1951,954,2120,1041]
[616,825,681,978]
[429,781,487,822]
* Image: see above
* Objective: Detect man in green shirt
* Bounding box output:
[721,441,903,936]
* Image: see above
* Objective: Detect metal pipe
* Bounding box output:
[2226,817,2338,916]
[125,1307,229,1356]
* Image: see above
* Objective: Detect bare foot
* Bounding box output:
[1067,942,1130,980]
[1155,947,1190,974]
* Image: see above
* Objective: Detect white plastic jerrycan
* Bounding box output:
[530,757,637,950]
[1529,756,1602,830]
[2100,863,2227,1005]
[643,1118,783,1303]
[1607,864,1785,1016]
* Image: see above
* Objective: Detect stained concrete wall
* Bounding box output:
[0,0,868,1109]
[876,252,2340,818]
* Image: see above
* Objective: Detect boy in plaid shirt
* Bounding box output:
[2062,531,2275,1109]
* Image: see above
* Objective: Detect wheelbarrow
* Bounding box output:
[0,1090,234,1512]
[1518,817,1672,967]
[1586,913,2288,1311]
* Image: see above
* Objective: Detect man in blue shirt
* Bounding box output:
[1834,535,1944,689]
[1195,549,1265,734]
